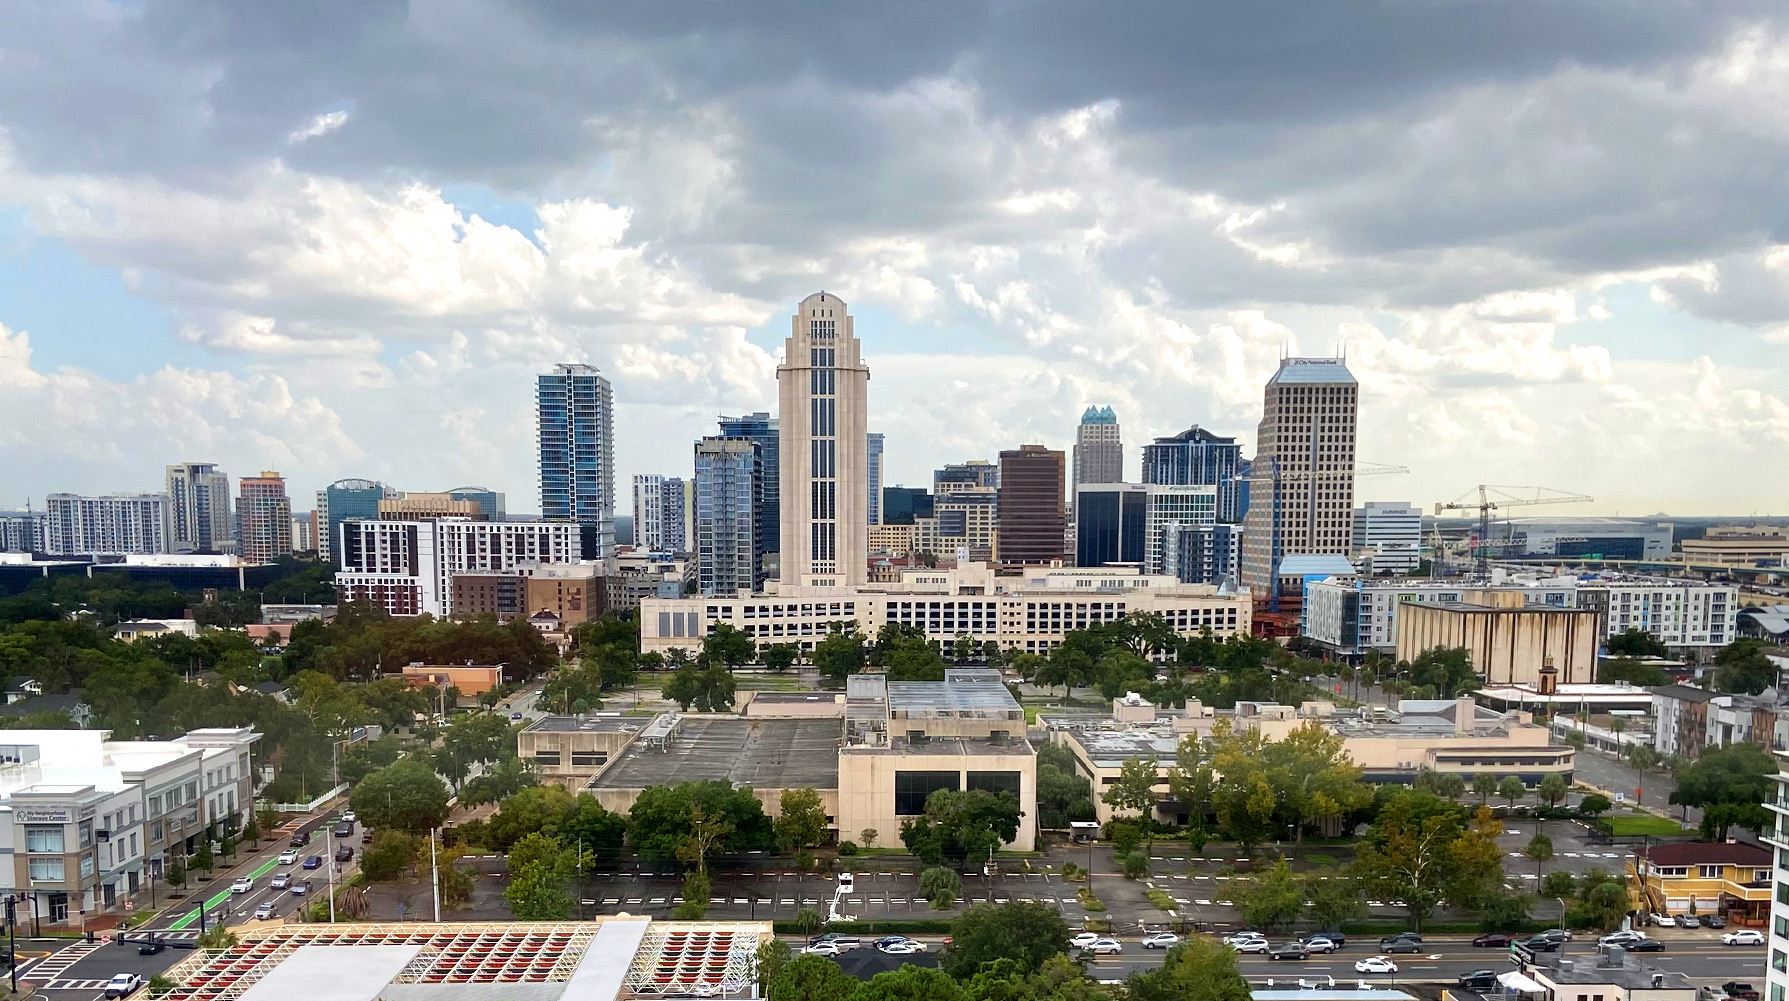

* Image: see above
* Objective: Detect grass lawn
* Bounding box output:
[1600,814,1685,837]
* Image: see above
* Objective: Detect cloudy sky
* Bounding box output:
[4,1,1789,518]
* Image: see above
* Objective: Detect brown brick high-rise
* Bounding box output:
[997,444,1066,565]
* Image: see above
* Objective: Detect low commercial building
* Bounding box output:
[1678,525,1789,566]
[114,618,200,643]
[639,562,1250,657]
[146,919,771,1001]
[1044,696,1570,825]
[1628,841,1771,924]
[1393,595,1601,687]
[1515,946,1696,1001]
[742,692,844,718]
[534,670,1037,851]
[400,664,504,698]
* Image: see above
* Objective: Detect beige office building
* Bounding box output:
[1240,358,1358,591]
[778,292,871,587]
[1394,595,1600,687]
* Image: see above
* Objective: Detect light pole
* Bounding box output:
[326,825,336,923]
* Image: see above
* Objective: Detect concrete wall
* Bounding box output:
[517,727,641,787]
[1395,604,1599,686]
[837,747,1037,852]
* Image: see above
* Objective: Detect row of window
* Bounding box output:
[533,750,608,767]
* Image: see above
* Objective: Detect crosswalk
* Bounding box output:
[22,941,105,981]
[40,978,116,992]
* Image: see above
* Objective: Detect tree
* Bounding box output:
[1499,775,1527,809]
[920,866,962,909]
[702,623,756,671]
[1406,647,1476,698]
[486,784,578,850]
[504,833,574,920]
[360,831,419,881]
[1120,851,1150,880]
[193,839,214,875]
[1471,772,1498,806]
[1713,639,1777,695]
[661,663,736,712]
[677,806,736,877]
[1037,743,1096,830]
[1541,871,1578,900]
[813,627,867,685]
[756,938,793,998]
[1624,744,1662,805]
[1235,859,1304,930]
[1536,774,1569,811]
[1126,936,1250,1001]
[1578,793,1612,819]
[1101,756,1158,827]
[1607,628,1668,659]
[851,966,967,1001]
[628,781,775,862]
[1432,772,1466,803]
[1353,796,1503,930]
[1564,730,1587,752]
[165,856,186,889]
[1478,892,1535,933]
[942,902,1070,979]
[1306,872,1366,929]
[860,828,878,849]
[762,644,800,673]
[1671,742,1775,839]
[900,789,1021,868]
[352,756,451,834]
[770,955,857,1001]
[775,788,829,854]
[1564,881,1630,932]
[794,907,824,937]
[1524,832,1554,878]
[1598,656,1668,687]
[674,870,711,919]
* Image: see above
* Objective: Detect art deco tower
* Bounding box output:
[777,292,870,586]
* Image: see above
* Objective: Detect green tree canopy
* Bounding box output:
[1607,628,1668,658]
[1125,936,1250,1001]
[774,788,829,853]
[941,901,1070,980]
[850,966,967,1001]
[900,789,1022,868]
[628,780,775,861]
[1671,742,1775,839]
[351,756,451,834]
[1713,639,1777,695]
[770,955,858,1001]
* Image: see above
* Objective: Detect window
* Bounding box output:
[1775,950,1788,974]
[28,858,64,882]
[534,751,562,766]
[1775,916,1788,939]
[894,771,960,815]
[570,751,607,768]
[967,771,1022,798]
[1701,864,1724,878]
[1760,869,1774,883]
[80,856,94,878]
[150,821,162,841]
[25,827,64,854]
[1656,866,1688,878]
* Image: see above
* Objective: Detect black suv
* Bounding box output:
[334,845,354,862]
[333,822,354,838]
[1459,971,1499,992]
[289,831,310,847]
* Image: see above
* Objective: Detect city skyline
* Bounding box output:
[4,5,1789,516]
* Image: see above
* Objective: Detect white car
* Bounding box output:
[253,902,276,920]
[1651,913,1678,927]
[1599,931,1646,947]
[1224,932,1267,946]
[1086,938,1123,955]
[271,873,290,889]
[1305,936,1341,954]
[1071,932,1103,949]
[229,877,254,894]
[1142,932,1181,949]
[103,974,144,999]
[1355,956,1399,974]
[277,850,299,865]
[1724,930,1767,947]
[803,943,842,956]
[342,812,356,823]
[880,941,926,955]
[1230,938,1271,954]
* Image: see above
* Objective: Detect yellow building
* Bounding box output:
[1628,841,1772,924]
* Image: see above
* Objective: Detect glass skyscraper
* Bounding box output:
[694,438,760,594]
[718,412,779,580]
[317,478,386,566]
[538,363,615,559]
[867,432,885,526]
[1141,425,1244,523]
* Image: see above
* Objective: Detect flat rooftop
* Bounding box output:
[594,717,840,790]
[1534,954,1694,990]
[847,736,1035,757]
[524,714,646,734]
[888,680,1022,716]
[748,692,842,705]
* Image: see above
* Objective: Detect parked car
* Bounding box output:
[880,942,925,955]
[803,943,842,957]
[254,903,276,921]
[1630,939,1666,953]
[808,934,861,950]
[1142,933,1182,950]
[1223,932,1266,946]
[104,974,144,999]
[1071,932,1103,949]
[1459,971,1500,991]
[271,873,290,889]
[1724,930,1766,947]
[1723,984,1760,1001]
[335,845,354,862]
[1652,913,1678,927]
[1382,938,1423,954]
[510,712,524,722]
[361,830,374,844]
[303,855,323,870]
[873,936,914,950]
[229,877,254,894]
[1308,930,1346,946]
[1304,936,1341,954]
[1472,933,1513,948]
[1269,942,1310,961]
[1598,931,1646,948]
[1086,939,1123,956]
[277,850,299,865]
[1705,914,1728,929]
[1355,957,1399,974]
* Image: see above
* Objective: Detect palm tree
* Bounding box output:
[1499,775,1527,811]
[1472,772,1498,806]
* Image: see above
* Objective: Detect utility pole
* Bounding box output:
[6,895,16,995]
[430,830,441,922]
[327,825,336,923]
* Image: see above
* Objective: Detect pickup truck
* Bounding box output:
[1723,983,1760,1001]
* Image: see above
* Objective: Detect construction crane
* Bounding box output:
[1250,459,1410,611]
[1434,485,1595,574]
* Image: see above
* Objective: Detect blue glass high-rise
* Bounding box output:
[538,363,615,559]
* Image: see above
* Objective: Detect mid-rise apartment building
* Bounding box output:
[164,463,234,554]
[236,471,292,565]
[717,413,780,577]
[631,475,689,553]
[640,562,1250,657]
[694,438,760,595]
[1761,755,1789,1001]
[44,493,169,556]
[538,363,616,559]
[0,510,46,553]
[334,519,579,617]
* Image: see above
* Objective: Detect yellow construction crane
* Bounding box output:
[1434,485,1595,574]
